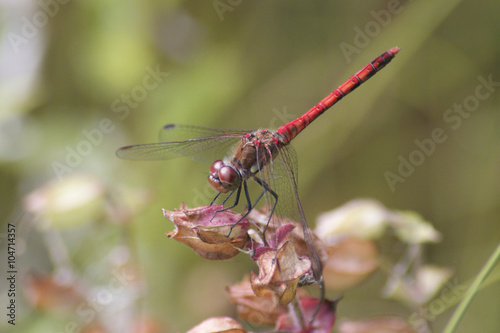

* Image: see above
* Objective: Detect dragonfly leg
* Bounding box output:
[223,185,242,208]
[209,192,222,206]
[227,176,277,245]
[251,176,278,242]
[242,181,253,211]
[210,185,242,221]
[225,184,265,241]
[210,183,243,207]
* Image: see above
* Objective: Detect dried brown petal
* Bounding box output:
[338,316,417,333]
[323,237,379,290]
[247,207,328,266]
[187,317,246,333]
[251,241,311,305]
[227,276,288,326]
[164,204,249,260]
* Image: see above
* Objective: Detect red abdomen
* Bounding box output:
[277,47,400,143]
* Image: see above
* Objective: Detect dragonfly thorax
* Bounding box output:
[208,159,242,193]
[233,130,281,171]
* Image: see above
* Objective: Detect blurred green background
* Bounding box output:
[1,0,499,332]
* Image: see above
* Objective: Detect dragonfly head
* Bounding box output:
[208,160,241,193]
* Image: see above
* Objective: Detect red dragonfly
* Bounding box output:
[117,47,399,289]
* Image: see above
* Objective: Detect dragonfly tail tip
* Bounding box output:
[390,47,401,55]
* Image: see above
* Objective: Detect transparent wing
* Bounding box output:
[275,146,323,281]
[259,144,300,229]
[158,124,252,141]
[256,143,324,287]
[116,124,252,163]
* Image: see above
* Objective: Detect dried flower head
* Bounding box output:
[164,204,250,260]
[227,275,289,326]
[251,240,311,306]
[247,207,328,266]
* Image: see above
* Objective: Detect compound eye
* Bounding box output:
[219,166,238,185]
[210,160,224,174]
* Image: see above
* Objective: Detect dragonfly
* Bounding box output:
[117,47,400,292]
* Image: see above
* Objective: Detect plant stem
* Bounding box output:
[288,297,306,331]
[442,243,500,333]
